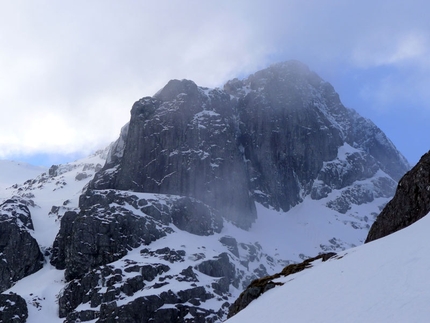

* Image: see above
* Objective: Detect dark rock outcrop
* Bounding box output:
[170,197,223,236]
[57,250,228,322]
[366,151,430,243]
[96,292,217,323]
[219,236,239,257]
[0,292,28,323]
[51,193,172,281]
[58,262,170,318]
[0,199,43,292]
[196,252,236,284]
[227,252,336,319]
[51,189,223,281]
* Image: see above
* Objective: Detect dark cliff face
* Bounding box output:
[228,62,343,210]
[89,60,409,228]
[366,151,430,243]
[109,79,255,229]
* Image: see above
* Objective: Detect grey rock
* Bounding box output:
[90,80,257,229]
[196,253,236,287]
[366,151,430,242]
[97,293,218,323]
[313,151,380,195]
[58,262,171,318]
[233,63,343,210]
[0,199,43,292]
[75,172,88,181]
[0,292,28,323]
[171,197,223,236]
[178,266,199,282]
[212,276,230,295]
[141,247,185,263]
[64,310,99,323]
[219,236,239,257]
[177,286,212,304]
[51,193,169,280]
[50,211,79,270]
[48,164,59,177]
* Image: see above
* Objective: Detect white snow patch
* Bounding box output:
[227,213,430,323]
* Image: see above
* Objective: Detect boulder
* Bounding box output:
[0,293,28,323]
[0,199,43,292]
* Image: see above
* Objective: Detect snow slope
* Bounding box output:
[0,160,46,192]
[227,212,430,323]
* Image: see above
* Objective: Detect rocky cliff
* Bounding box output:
[90,60,408,226]
[0,61,410,323]
[366,151,430,243]
[0,199,43,292]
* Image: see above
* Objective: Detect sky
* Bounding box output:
[1,1,430,166]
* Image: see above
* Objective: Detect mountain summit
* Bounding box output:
[1,61,409,322]
[90,60,408,228]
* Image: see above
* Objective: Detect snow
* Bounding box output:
[0,160,46,193]
[227,213,430,323]
[337,142,361,160]
[8,264,65,323]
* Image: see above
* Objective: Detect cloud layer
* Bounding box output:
[1,1,430,163]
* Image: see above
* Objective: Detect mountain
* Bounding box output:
[91,60,408,227]
[226,150,430,323]
[0,61,409,323]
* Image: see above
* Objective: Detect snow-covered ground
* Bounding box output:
[227,212,430,323]
[0,160,46,191]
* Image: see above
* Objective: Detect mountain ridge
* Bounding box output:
[0,60,410,323]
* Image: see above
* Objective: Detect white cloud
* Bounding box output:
[0,1,277,158]
[352,31,430,68]
[1,1,430,163]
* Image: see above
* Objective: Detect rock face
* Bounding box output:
[0,292,28,323]
[90,61,408,229]
[0,199,43,292]
[366,151,430,243]
[91,80,256,229]
[51,190,222,280]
